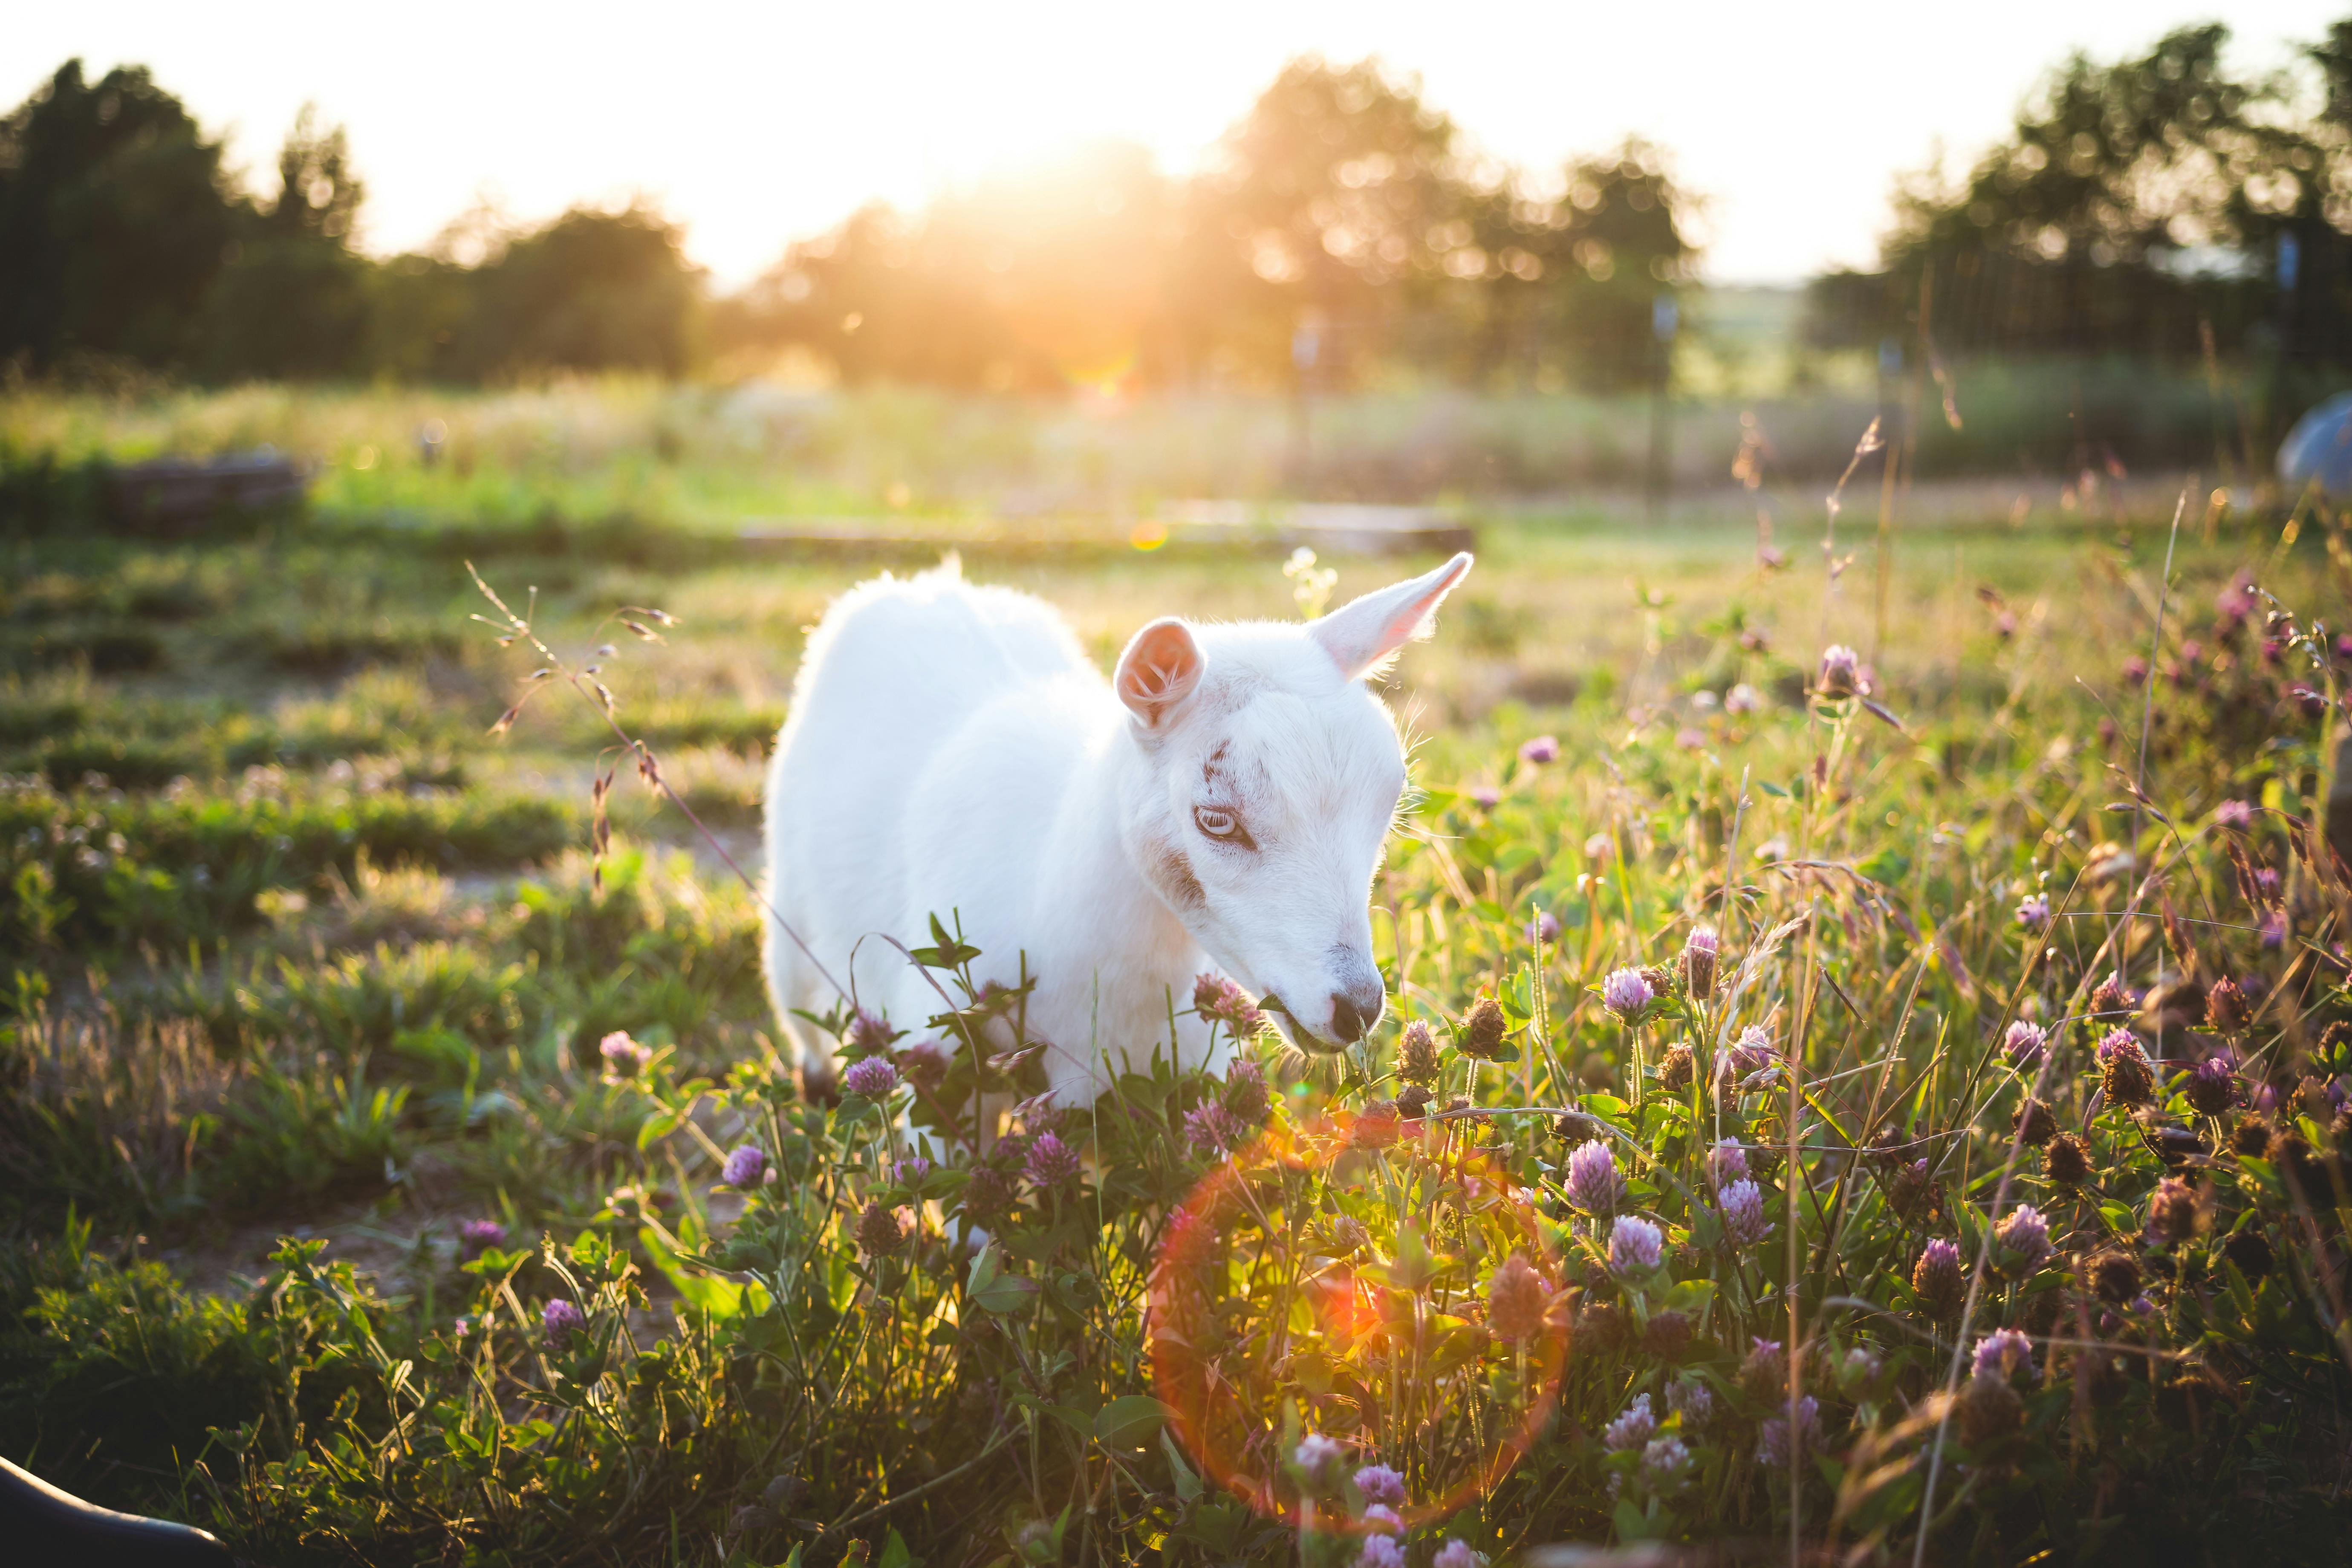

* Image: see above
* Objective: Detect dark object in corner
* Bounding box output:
[0,1455,235,1567]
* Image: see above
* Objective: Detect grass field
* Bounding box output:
[4,430,2351,1565]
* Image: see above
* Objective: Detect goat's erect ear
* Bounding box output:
[1310,551,1474,681]
[1115,617,1205,729]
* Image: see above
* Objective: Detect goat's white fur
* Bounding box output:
[760,552,1472,1105]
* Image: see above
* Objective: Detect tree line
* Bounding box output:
[7,18,2351,396]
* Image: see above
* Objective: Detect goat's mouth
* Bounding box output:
[1257,993,1349,1056]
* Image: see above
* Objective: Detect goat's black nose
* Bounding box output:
[1328,985,1385,1044]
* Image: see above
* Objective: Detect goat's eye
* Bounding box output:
[1193,806,1253,847]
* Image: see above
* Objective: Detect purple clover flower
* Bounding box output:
[1526,908,1561,944]
[1183,1103,1248,1157]
[1725,682,1762,714]
[1602,967,1654,1023]
[1433,1542,1484,1568]
[2015,893,2050,931]
[896,1155,933,1184]
[1518,734,1560,765]
[2003,1020,2048,1072]
[1352,1464,1406,1508]
[1356,1538,1404,1568]
[1757,1396,1820,1467]
[1293,1432,1345,1484]
[541,1298,585,1346]
[1973,1327,2034,1381]
[1719,1178,1771,1247]
[458,1219,507,1259]
[1997,1204,2052,1271]
[1719,1024,1776,1085]
[1602,1393,1656,1451]
[2215,799,2253,830]
[722,1146,766,1187]
[1025,1131,1080,1187]
[841,1055,900,1098]
[598,1031,651,1078]
[1608,1215,1663,1273]
[1642,1436,1690,1479]
[1468,785,1502,809]
[1564,1140,1626,1214]
[1360,1504,1403,1534]
[1707,1138,1749,1188]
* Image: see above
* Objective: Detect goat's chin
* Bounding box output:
[1267,1012,1349,1057]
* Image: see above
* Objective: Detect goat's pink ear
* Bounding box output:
[1115,617,1205,728]
[1310,551,1473,681]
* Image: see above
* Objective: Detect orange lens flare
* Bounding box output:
[1147,1112,1566,1530]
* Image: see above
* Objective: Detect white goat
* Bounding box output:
[760,551,1472,1104]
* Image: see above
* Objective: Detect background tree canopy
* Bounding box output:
[11,20,2352,393]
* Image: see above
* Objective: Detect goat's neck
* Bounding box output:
[1062,728,1198,983]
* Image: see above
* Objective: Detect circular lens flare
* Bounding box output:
[1149,1110,1566,1530]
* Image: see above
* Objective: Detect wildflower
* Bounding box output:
[1458,997,1508,1059]
[1395,1083,1432,1118]
[2204,978,2249,1034]
[1519,734,1560,764]
[1675,727,1705,750]
[2015,893,2051,931]
[1224,1059,1270,1124]
[1602,967,1655,1024]
[2089,1250,2141,1304]
[1353,1101,1401,1149]
[1840,1346,1883,1395]
[1958,1372,2024,1443]
[2003,1020,2048,1073]
[1583,831,1615,863]
[1193,973,1263,1034]
[2090,974,2132,1016]
[1527,908,1561,944]
[1659,1043,1694,1090]
[2123,655,2148,685]
[1817,644,1861,698]
[1887,1156,1940,1219]
[541,1298,585,1346]
[842,1055,900,1099]
[1183,1103,1245,1155]
[961,1166,1011,1221]
[1352,1464,1406,1508]
[2214,798,2254,830]
[1718,1178,1771,1247]
[1603,1393,1657,1451]
[2043,1132,2092,1184]
[1432,1542,1484,1568]
[1997,1204,2051,1273]
[1973,1327,2034,1382]
[856,1199,907,1256]
[1708,1138,1749,1188]
[1666,1378,1713,1427]
[1642,1436,1690,1481]
[459,1219,507,1259]
[1398,1019,1441,1084]
[1293,1433,1346,1485]
[1025,1132,1079,1188]
[2097,1029,2155,1106]
[2011,1097,2056,1146]
[2148,1175,2199,1244]
[899,1040,950,1091]
[896,1156,932,1185]
[1721,1024,1776,1082]
[1725,682,1762,714]
[1356,1537,1405,1568]
[722,1146,766,1187]
[1757,1396,1819,1466]
[1682,926,1719,999]
[2231,1112,2274,1157]
[1468,785,1501,809]
[1608,1215,1663,1274]
[1329,1214,1371,1253]
[598,1030,651,1079]
[1643,1309,1692,1358]
[2187,1055,2238,1115]
[847,1007,894,1054]
[1740,1337,1787,1402]
[1565,1140,1626,1214]
[1487,1252,1552,1342]
[1360,1505,1404,1534]
[1912,1239,1964,1316]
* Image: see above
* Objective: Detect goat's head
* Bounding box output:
[1112,551,1473,1053]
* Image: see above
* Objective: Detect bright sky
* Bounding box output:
[11,1,2344,287]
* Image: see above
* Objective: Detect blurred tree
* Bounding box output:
[465,204,704,378]
[198,105,373,380]
[1806,24,2281,358]
[0,60,238,373]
